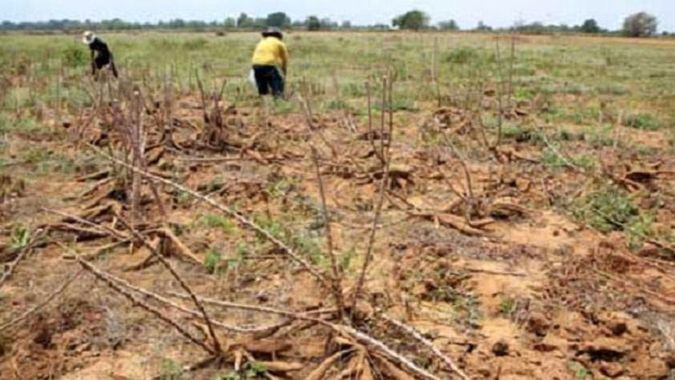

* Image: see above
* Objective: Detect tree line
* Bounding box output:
[0,10,665,37]
[393,10,663,37]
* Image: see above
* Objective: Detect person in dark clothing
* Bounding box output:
[82,31,118,78]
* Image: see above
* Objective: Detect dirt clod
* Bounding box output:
[491,340,510,357]
[579,337,629,362]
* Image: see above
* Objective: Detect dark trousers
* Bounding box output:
[93,55,118,78]
[252,65,284,97]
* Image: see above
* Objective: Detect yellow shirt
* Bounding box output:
[251,37,289,71]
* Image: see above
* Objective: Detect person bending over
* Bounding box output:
[82,31,118,79]
[251,27,288,98]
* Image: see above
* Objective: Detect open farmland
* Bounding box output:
[0,31,674,379]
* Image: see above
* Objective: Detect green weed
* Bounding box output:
[624,113,661,130]
[61,44,87,68]
[573,185,652,244]
[10,224,30,251]
[265,177,294,199]
[499,297,516,317]
[541,147,595,171]
[568,361,590,380]
[444,47,481,64]
[203,248,222,275]
[158,358,183,380]
[200,214,236,234]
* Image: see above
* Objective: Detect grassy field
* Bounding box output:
[0,31,674,379]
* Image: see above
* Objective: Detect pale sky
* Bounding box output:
[3,0,674,31]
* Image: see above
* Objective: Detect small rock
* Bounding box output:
[492,340,510,357]
[600,362,624,378]
[609,321,628,336]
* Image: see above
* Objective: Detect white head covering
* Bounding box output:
[82,31,96,45]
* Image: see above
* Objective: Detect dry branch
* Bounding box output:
[174,293,442,380]
[382,314,469,380]
[114,215,224,355]
[353,76,394,307]
[159,227,202,264]
[0,270,83,332]
[0,228,46,289]
[299,93,346,320]
[87,144,329,287]
[43,207,128,240]
[72,253,216,354]
[72,257,286,333]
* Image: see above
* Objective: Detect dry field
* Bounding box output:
[0,31,674,379]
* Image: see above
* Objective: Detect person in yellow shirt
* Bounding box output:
[251,27,289,98]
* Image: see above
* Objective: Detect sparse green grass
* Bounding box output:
[158,358,184,380]
[499,297,516,317]
[203,248,222,274]
[624,112,662,130]
[200,213,237,234]
[541,146,596,171]
[568,361,590,380]
[573,184,656,249]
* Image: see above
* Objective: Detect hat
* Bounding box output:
[82,31,96,45]
[262,27,283,39]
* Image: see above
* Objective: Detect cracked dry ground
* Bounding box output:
[1,94,674,379]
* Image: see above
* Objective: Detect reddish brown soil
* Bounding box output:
[1,93,673,380]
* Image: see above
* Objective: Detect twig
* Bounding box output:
[539,128,584,173]
[0,270,83,332]
[381,314,470,380]
[71,256,286,333]
[87,144,329,287]
[0,228,46,289]
[114,215,224,355]
[170,292,442,380]
[299,94,346,320]
[72,253,215,354]
[340,325,441,380]
[159,227,202,264]
[353,77,394,306]
[365,80,385,165]
[464,267,526,277]
[42,208,128,240]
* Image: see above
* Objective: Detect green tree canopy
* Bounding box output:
[475,21,492,31]
[266,12,291,28]
[438,19,459,31]
[392,10,429,31]
[622,12,657,37]
[580,18,601,33]
[306,16,321,31]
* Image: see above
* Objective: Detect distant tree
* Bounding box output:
[392,10,429,31]
[237,13,253,28]
[266,12,291,28]
[438,19,459,31]
[306,16,321,31]
[580,18,601,33]
[341,20,352,29]
[622,12,657,37]
[513,21,546,34]
[475,21,492,31]
[320,18,337,30]
[223,17,236,29]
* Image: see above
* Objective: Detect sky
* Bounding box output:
[2,0,674,31]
